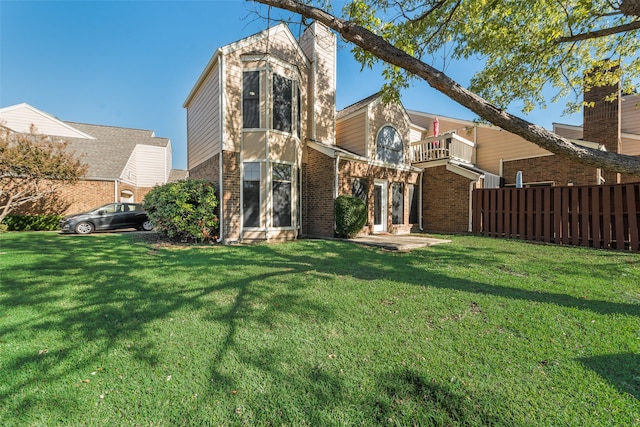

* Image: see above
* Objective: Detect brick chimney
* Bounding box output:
[583,72,622,183]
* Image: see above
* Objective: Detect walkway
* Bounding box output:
[348,233,451,251]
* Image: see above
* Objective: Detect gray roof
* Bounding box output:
[168,169,189,182]
[63,122,170,180]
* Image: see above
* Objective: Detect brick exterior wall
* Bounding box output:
[302,147,335,237]
[584,79,622,184]
[221,151,241,242]
[338,159,419,235]
[11,179,154,216]
[503,155,598,186]
[423,165,473,233]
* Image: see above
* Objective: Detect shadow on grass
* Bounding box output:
[0,232,638,423]
[578,353,640,400]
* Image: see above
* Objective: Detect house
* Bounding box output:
[184,22,640,242]
[0,103,180,215]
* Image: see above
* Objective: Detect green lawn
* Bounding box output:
[0,232,639,426]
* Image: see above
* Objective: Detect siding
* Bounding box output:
[369,101,411,162]
[187,60,221,170]
[475,126,550,175]
[336,111,367,156]
[622,136,640,156]
[135,145,167,187]
[621,95,640,135]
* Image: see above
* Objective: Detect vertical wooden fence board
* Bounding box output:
[543,188,552,243]
[518,189,526,239]
[483,188,490,235]
[614,184,625,250]
[592,186,602,249]
[497,189,504,238]
[511,189,519,239]
[602,186,612,249]
[535,188,543,241]
[580,187,591,247]
[626,184,639,251]
[571,187,580,246]
[504,189,511,238]
[526,188,534,240]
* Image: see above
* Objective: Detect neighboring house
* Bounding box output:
[185,22,640,242]
[0,103,182,215]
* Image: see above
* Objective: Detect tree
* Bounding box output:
[0,125,87,223]
[253,0,640,176]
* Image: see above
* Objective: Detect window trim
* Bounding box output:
[375,124,405,165]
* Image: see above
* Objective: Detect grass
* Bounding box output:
[0,231,639,426]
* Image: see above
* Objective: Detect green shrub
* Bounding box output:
[144,179,219,242]
[1,214,62,231]
[334,195,367,238]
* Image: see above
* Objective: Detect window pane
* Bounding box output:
[243,162,260,227]
[273,74,292,132]
[392,183,404,225]
[376,126,404,165]
[272,164,292,227]
[243,71,260,128]
[409,184,419,224]
[352,178,368,202]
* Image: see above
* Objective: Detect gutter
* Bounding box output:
[334,153,341,232]
[419,170,424,231]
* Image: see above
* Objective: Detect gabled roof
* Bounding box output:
[0,103,95,139]
[336,93,382,120]
[184,23,310,108]
[337,92,414,127]
[64,122,170,180]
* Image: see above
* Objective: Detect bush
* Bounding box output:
[1,214,62,231]
[144,179,219,242]
[334,195,367,238]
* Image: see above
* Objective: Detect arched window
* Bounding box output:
[376,125,404,165]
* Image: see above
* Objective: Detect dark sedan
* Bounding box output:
[59,203,153,234]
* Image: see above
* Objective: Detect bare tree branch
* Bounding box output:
[253,0,640,176]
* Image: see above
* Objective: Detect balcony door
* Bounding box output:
[373,180,387,233]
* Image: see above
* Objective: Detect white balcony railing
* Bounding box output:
[410,131,476,165]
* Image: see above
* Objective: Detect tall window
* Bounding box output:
[272,164,292,227]
[408,184,419,224]
[392,182,404,225]
[273,74,292,132]
[243,71,260,128]
[352,178,368,203]
[376,125,404,165]
[243,162,261,227]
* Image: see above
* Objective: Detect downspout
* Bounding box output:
[217,54,225,243]
[468,177,481,233]
[419,170,424,231]
[114,180,118,202]
[334,153,341,232]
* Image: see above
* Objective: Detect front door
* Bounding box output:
[373,181,387,233]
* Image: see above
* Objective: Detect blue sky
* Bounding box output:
[1,0,582,170]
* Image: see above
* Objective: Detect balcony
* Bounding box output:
[410,131,476,165]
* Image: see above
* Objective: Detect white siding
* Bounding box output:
[0,103,95,139]
[134,145,168,187]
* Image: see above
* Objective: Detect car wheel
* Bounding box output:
[75,222,94,234]
[141,220,154,231]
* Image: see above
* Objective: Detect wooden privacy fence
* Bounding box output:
[472,183,640,252]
